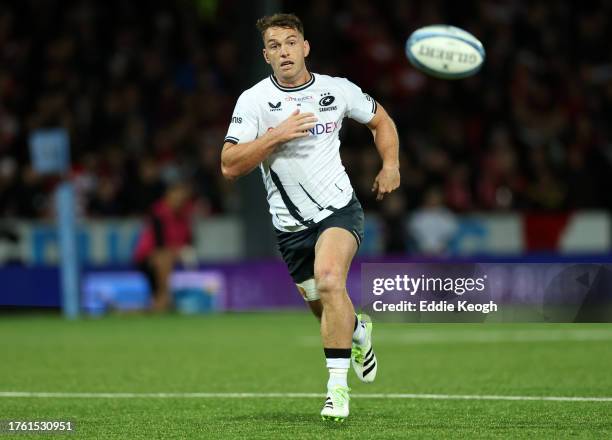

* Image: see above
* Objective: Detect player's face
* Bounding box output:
[262,27,310,84]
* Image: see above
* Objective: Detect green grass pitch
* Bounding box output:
[1,312,611,439]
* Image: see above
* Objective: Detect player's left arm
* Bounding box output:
[366,104,400,200]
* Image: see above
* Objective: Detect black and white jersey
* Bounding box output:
[225,73,377,232]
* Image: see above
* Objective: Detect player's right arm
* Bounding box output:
[221,109,317,181]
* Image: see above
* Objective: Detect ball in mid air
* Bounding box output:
[405,25,485,80]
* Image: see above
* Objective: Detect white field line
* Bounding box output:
[0,391,611,402]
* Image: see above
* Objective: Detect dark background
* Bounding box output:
[1,0,611,219]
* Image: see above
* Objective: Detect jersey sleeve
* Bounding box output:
[338,78,378,124]
[224,91,259,144]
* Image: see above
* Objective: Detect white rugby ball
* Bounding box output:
[405,25,485,80]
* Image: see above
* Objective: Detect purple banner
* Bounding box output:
[3,257,612,320]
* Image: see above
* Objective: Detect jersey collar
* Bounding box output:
[269,72,315,92]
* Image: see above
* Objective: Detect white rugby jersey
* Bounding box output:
[224,73,377,232]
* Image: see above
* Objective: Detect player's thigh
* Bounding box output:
[275,228,317,284]
[313,227,358,293]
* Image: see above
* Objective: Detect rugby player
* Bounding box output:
[221,13,400,421]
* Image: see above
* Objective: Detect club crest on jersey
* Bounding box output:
[268,101,282,111]
[319,93,337,112]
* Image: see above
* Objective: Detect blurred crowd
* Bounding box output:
[0,0,238,219]
[1,0,611,221]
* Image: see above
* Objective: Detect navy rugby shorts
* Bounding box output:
[274,193,364,284]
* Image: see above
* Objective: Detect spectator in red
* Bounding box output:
[134,179,195,311]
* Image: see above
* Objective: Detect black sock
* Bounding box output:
[324,348,352,359]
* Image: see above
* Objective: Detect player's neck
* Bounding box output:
[273,69,312,88]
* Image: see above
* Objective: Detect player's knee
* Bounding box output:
[296,278,320,301]
[314,268,344,298]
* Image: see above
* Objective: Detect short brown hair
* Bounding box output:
[256,13,304,41]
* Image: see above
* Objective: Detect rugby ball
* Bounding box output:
[405,25,485,80]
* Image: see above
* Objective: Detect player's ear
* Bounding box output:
[262,48,271,64]
[303,40,310,58]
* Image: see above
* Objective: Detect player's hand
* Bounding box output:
[270,109,317,144]
[372,166,400,200]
